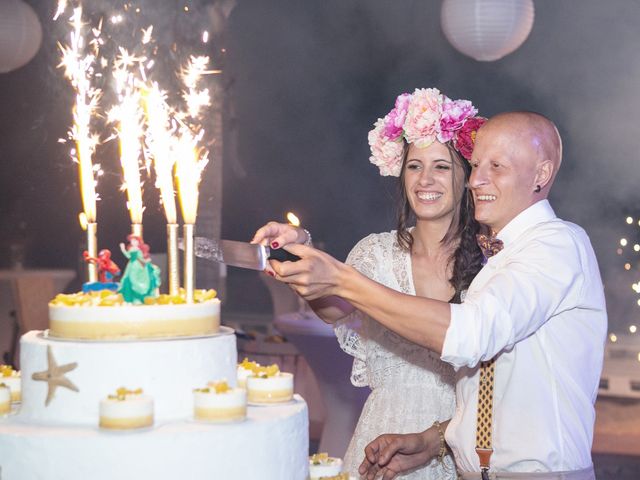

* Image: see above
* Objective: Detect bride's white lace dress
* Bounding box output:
[335,232,457,479]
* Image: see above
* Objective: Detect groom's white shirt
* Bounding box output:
[442,200,607,473]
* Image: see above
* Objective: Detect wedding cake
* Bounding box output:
[0,286,309,479]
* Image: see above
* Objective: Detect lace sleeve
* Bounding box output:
[334,233,383,387]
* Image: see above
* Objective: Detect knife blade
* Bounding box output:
[182,237,301,271]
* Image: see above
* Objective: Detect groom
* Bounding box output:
[262,112,607,479]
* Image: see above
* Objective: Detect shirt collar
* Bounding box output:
[495,199,556,248]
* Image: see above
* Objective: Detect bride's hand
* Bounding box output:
[251,221,309,249]
[251,221,311,276]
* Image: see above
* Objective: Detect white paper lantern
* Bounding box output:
[441,0,534,62]
[0,0,43,73]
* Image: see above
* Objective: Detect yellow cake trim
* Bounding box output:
[50,316,218,339]
[99,414,153,429]
[194,405,246,421]
[247,389,293,403]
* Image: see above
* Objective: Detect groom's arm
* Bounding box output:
[338,263,451,355]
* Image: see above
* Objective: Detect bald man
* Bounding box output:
[261,112,607,479]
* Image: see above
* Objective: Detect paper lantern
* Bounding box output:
[441,0,534,62]
[0,0,43,73]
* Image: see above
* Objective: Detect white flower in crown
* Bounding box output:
[368,117,405,177]
[403,88,444,147]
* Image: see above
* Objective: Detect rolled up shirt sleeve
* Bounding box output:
[441,227,585,369]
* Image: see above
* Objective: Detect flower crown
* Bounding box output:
[368,88,486,177]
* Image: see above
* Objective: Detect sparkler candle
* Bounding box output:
[58,7,102,283]
[175,132,208,303]
[175,56,212,303]
[167,223,180,296]
[143,83,180,295]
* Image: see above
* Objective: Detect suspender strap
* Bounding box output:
[475,357,496,477]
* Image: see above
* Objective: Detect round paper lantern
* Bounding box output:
[0,0,43,73]
[441,0,534,62]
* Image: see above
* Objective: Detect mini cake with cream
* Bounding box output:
[193,380,246,422]
[99,387,154,429]
[0,384,10,415]
[49,288,220,340]
[237,358,261,389]
[309,453,344,480]
[0,365,21,403]
[246,364,294,404]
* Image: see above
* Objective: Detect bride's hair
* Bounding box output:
[396,142,484,303]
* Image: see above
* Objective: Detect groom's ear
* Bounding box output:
[534,159,554,190]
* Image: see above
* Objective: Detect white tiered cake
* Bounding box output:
[0,317,309,479]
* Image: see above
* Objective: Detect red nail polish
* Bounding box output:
[271,241,279,249]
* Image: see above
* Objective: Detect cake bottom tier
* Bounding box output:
[0,396,309,480]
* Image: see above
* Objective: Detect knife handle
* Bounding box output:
[268,248,301,263]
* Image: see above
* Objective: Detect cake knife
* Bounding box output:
[181,237,301,271]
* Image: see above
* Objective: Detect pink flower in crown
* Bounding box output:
[438,98,478,143]
[369,118,404,176]
[382,93,411,140]
[403,88,443,147]
[453,116,487,161]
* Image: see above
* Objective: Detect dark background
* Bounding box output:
[2,0,640,334]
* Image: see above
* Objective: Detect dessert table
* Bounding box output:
[274,311,369,457]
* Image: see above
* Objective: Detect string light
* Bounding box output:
[627,216,634,224]
[630,325,637,334]
[610,333,617,343]
[621,238,628,246]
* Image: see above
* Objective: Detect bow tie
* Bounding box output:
[476,233,504,259]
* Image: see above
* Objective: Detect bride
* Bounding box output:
[253,88,485,479]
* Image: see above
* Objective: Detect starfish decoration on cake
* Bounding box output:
[31,346,79,406]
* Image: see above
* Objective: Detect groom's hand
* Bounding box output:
[359,430,434,480]
[270,244,344,300]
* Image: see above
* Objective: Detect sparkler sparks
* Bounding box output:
[58,7,102,224]
[53,0,68,21]
[55,2,216,294]
[174,55,212,225]
[180,55,212,119]
[142,83,177,224]
[175,128,209,225]
[110,48,147,227]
